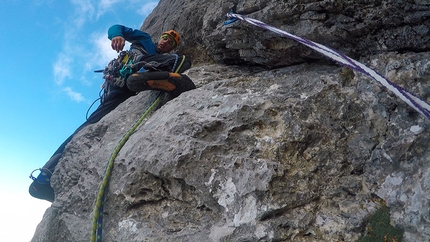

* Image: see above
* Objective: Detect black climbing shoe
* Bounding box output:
[29,168,54,202]
[126,71,196,98]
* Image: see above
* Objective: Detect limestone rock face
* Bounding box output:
[143,0,430,67]
[32,1,430,242]
[32,54,430,242]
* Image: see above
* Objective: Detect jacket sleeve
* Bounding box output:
[108,25,157,54]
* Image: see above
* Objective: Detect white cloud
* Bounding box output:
[70,0,95,27]
[86,31,131,71]
[137,1,159,16]
[62,87,85,102]
[90,32,120,68]
[0,190,50,242]
[97,0,121,18]
[53,55,72,85]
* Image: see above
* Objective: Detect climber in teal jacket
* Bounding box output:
[29,25,195,202]
[105,25,193,98]
[109,24,182,55]
[109,24,158,54]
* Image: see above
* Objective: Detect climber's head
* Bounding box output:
[157,30,180,53]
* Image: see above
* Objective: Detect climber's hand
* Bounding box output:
[111,36,125,53]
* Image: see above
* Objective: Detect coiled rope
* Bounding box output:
[224,12,430,120]
[90,56,186,242]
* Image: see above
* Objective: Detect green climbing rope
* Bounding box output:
[90,92,162,242]
[90,55,186,242]
[91,55,186,242]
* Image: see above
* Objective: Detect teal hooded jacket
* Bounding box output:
[108,24,158,55]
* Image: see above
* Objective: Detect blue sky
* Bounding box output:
[0,0,158,241]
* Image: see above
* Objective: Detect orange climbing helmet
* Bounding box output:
[160,30,180,49]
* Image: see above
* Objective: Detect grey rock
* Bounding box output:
[143,0,430,68]
[32,1,430,241]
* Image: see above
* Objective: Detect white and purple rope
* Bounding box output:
[226,13,430,120]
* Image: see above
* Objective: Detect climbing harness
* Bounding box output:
[174,54,187,73]
[90,91,162,242]
[224,12,430,120]
[90,55,186,242]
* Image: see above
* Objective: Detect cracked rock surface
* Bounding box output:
[33,54,429,241]
[32,1,430,241]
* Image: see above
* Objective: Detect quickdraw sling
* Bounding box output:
[102,50,137,88]
[224,11,430,120]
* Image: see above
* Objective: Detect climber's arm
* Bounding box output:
[108,25,157,54]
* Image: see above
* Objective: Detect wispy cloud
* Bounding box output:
[70,0,95,27]
[97,0,121,18]
[62,86,85,102]
[87,31,131,72]
[53,54,72,85]
[137,1,159,16]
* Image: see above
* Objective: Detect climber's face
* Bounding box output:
[157,36,174,53]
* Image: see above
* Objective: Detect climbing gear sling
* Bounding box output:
[100,50,137,88]
[223,11,430,120]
